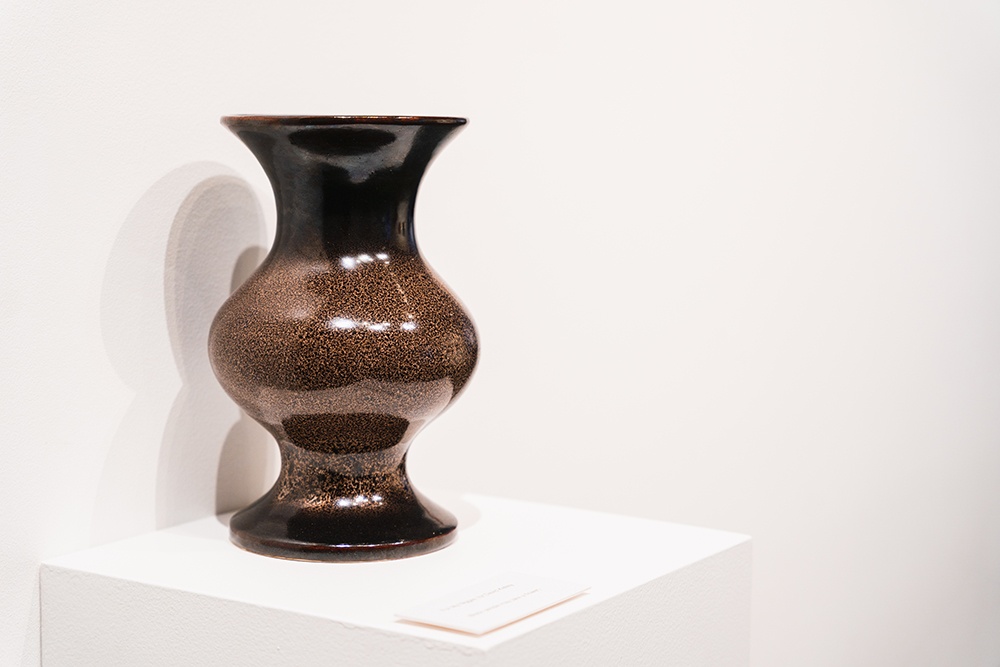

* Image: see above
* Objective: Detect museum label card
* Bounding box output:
[397,573,589,635]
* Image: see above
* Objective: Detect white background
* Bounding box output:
[3,1,999,665]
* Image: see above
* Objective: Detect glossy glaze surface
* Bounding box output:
[210,116,477,561]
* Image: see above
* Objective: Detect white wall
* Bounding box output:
[3,1,999,665]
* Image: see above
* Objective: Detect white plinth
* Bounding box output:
[41,493,751,666]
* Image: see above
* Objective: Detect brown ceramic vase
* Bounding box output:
[209,115,477,562]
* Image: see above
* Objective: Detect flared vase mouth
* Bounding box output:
[222,115,467,128]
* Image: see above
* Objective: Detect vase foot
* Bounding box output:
[228,489,457,562]
[229,527,456,562]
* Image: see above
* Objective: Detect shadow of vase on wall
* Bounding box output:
[97,163,274,545]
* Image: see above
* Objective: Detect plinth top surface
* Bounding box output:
[43,493,749,649]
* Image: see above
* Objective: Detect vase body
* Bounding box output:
[210,116,477,561]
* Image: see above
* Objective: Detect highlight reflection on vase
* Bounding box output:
[209,116,477,561]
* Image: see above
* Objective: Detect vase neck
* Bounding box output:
[225,117,465,257]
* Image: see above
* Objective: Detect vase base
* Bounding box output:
[228,488,458,562]
[229,526,457,562]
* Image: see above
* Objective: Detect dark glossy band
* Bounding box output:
[221,115,467,128]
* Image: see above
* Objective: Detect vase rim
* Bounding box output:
[221,115,467,127]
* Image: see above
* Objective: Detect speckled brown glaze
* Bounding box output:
[210,116,477,561]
